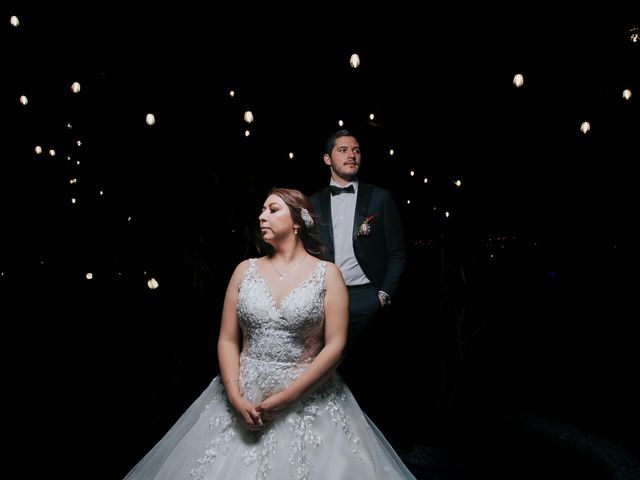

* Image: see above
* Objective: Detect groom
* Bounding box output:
[310,129,406,366]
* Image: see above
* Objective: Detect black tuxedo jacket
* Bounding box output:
[310,183,406,299]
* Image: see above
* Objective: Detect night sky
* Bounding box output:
[2,5,638,479]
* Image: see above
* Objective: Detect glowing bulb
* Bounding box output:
[20,95,28,105]
[389,149,394,156]
[146,113,156,125]
[244,110,254,124]
[288,152,294,159]
[10,16,20,27]
[147,277,159,289]
[454,180,462,187]
[49,149,56,156]
[513,73,524,87]
[229,90,235,97]
[86,272,93,280]
[245,130,250,137]
[410,171,414,176]
[349,53,360,68]
[71,82,81,93]
[369,113,375,121]
[423,178,428,183]
[35,146,42,154]
[338,120,344,127]
[622,89,632,100]
[580,121,591,134]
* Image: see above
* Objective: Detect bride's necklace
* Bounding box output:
[270,254,307,280]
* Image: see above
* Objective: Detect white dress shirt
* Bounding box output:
[330,180,370,287]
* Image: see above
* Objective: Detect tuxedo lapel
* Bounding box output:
[353,183,373,240]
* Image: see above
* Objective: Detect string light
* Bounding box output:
[349,53,360,68]
[146,113,156,125]
[580,121,591,134]
[513,73,524,87]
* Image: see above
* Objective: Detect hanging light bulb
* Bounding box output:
[146,113,156,125]
[580,121,591,134]
[349,53,360,68]
[71,82,81,93]
[513,73,524,87]
[244,110,254,124]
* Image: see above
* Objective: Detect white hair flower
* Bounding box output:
[300,208,314,228]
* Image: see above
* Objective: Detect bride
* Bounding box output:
[122,187,416,480]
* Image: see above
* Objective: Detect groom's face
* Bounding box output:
[324,136,361,183]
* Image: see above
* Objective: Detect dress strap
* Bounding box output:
[239,258,259,289]
[311,260,328,290]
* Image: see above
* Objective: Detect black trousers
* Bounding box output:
[342,283,381,356]
[338,284,382,407]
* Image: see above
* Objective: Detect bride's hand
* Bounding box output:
[255,390,294,422]
[231,398,264,431]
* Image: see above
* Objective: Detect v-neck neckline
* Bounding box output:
[255,260,320,311]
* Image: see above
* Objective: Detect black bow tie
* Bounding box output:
[330,185,355,196]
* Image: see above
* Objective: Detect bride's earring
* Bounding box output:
[294,227,299,235]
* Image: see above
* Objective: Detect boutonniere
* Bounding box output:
[357,215,375,237]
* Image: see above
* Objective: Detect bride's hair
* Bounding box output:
[256,187,324,259]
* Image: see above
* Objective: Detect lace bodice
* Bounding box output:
[237,258,327,365]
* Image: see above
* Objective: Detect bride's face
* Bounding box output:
[259,194,296,243]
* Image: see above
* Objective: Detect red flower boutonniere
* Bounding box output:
[357,215,375,237]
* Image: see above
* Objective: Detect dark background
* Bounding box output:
[2,4,638,479]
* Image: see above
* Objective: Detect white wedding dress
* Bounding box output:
[123,258,416,480]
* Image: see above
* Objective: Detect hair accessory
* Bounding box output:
[300,208,314,228]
